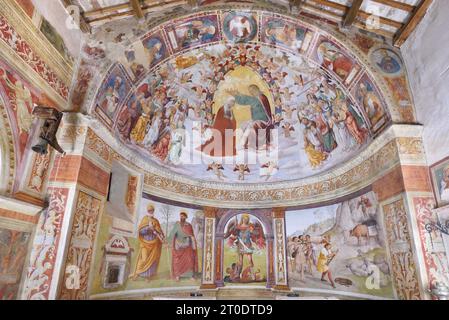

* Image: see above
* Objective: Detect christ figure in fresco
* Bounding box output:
[130,204,165,281]
[199,97,237,157]
[169,212,198,281]
[227,85,274,150]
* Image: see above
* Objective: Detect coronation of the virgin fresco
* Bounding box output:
[92,10,390,184]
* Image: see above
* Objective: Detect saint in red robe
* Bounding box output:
[200,105,237,157]
[169,221,198,279]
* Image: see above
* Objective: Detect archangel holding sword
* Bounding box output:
[224,214,266,278]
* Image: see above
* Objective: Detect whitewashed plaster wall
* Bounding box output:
[401,1,449,165]
[31,0,83,58]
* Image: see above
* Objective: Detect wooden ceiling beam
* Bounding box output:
[394,0,433,47]
[371,0,415,12]
[302,1,396,39]
[343,0,364,27]
[76,0,429,44]
[59,0,91,33]
[86,0,187,26]
[130,0,144,19]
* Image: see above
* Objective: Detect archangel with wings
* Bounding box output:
[224,214,266,278]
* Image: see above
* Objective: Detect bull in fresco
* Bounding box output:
[350,220,378,246]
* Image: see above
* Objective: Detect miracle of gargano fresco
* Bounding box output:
[286,191,394,298]
[93,12,390,184]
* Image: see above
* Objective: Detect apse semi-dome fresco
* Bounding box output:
[92,10,391,184]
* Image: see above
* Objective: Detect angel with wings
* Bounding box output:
[234,164,250,181]
[224,214,266,278]
[207,162,225,180]
[2,70,33,133]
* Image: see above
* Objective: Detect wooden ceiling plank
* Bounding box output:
[343,0,364,27]
[394,0,433,47]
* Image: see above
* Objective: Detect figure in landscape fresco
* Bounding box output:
[169,212,198,281]
[286,192,394,298]
[0,229,31,300]
[130,204,165,280]
[224,214,266,283]
[316,240,338,288]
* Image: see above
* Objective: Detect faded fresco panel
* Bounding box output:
[0,228,31,300]
[286,191,394,298]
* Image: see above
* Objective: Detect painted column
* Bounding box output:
[397,130,449,298]
[21,114,110,300]
[380,195,422,299]
[215,233,224,288]
[272,208,289,291]
[201,207,218,290]
[373,125,449,299]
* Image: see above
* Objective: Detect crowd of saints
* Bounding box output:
[109,42,375,182]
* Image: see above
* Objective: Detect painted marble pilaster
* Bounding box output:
[59,190,102,300]
[21,187,70,300]
[22,113,108,300]
[272,209,288,291]
[406,194,449,298]
[201,207,217,289]
[435,206,449,273]
[381,195,422,300]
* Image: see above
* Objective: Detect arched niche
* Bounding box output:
[214,209,274,288]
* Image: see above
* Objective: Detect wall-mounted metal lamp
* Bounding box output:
[31,106,65,155]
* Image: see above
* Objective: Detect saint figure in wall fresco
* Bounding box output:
[200,97,237,157]
[130,204,165,281]
[224,214,266,281]
[169,212,198,281]
[358,82,385,127]
[1,72,33,133]
[440,167,449,202]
